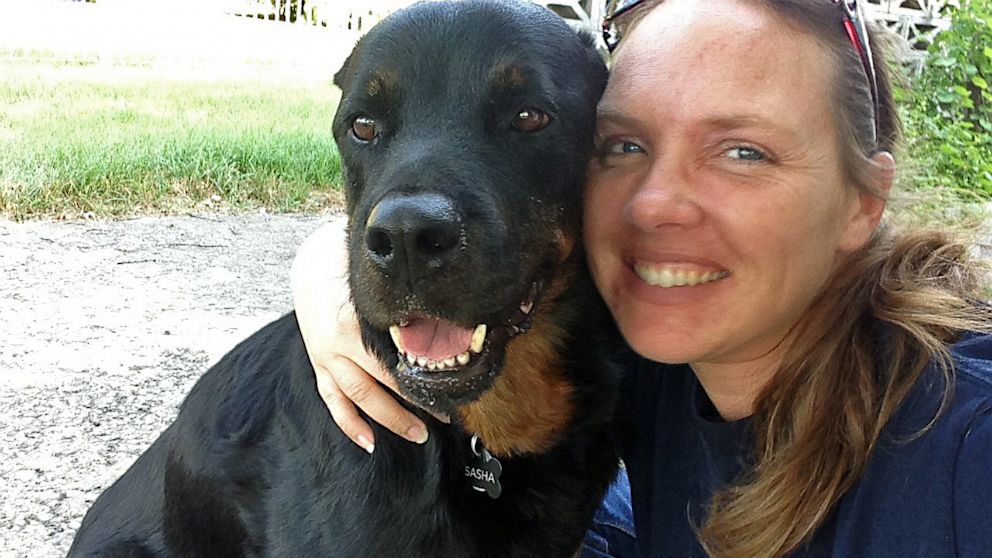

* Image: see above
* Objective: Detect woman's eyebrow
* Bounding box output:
[699,115,800,140]
[596,109,800,141]
[595,107,641,128]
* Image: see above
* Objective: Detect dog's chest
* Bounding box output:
[261,438,586,558]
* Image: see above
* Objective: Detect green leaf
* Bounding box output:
[973,75,989,89]
[981,118,992,132]
[965,64,980,75]
[985,46,992,59]
[937,90,957,103]
[934,56,956,67]
[954,85,971,96]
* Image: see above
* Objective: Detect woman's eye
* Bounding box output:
[724,146,765,162]
[599,139,645,158]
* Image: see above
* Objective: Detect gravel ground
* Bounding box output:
[2,209,988,558]
[0,213,329,557]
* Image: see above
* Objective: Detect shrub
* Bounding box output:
[899,0,992,199]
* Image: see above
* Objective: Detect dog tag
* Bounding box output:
[465,435,502,499]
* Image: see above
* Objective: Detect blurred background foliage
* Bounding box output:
[898,0,992,199]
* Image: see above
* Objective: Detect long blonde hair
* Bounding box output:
[614,1,991,556]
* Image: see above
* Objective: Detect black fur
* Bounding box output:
[69,1,620,556]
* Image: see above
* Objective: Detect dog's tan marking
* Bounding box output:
[366,72,397,98]
[493,65,527,89]
[457,269,576,457]
[553,227,576,264]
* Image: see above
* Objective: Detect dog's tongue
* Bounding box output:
[399,318,474,360]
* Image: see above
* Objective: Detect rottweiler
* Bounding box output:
[69,1,621,556]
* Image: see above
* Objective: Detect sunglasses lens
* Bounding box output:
[606,0,643,19]
[614,0,642,16]
[603,0,645,51]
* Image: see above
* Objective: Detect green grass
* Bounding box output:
[0,59,343,219]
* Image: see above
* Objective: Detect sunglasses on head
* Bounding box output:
[601,0,880,140]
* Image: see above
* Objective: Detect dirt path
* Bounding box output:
[2,209,988,557]
[0,213,329,557]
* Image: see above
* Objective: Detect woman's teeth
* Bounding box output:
[634,265,729,288]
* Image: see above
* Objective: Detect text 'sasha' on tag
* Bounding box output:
[465,435,503,499]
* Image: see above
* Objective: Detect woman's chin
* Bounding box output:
[616,323,709,366]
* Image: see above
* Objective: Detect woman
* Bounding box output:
[291,0,992,556]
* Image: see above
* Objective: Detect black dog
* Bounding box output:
[69,1,619,556]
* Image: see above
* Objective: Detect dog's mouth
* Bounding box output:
[386,281,542,387]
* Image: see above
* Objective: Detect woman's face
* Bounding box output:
[584,0,878,368]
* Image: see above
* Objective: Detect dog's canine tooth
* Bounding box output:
[389,325,404,353]
[520,300,534,315]
[406,353,417,366]
[457,352,471,366]
[470,324,487,354]
[443,356,456,368]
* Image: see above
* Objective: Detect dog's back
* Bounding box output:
[70,2,619,556]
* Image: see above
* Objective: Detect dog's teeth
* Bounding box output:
[427,360,437,371]
[520,300,534,315]
[435,360,447,371]
[416,356,428,368]
[470,324,487,353]
[443,356,456,368]
[406,353,417,366]
[457,352,471,365]
[389,325,404,353]
[398,319,409,327]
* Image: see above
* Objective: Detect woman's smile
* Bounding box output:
[631,260,730,288]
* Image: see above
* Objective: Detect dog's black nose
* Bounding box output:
[365,193,463,285]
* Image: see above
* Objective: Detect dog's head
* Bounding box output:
[332,0,607,414]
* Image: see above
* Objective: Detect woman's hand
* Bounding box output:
[291,218,430,454]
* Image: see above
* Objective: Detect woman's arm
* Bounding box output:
[291,218,429,453]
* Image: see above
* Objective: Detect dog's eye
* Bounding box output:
[512,109,551,133]
[351,116,378,142]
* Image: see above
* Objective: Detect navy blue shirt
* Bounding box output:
[587,332,992,557]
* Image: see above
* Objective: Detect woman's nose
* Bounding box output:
[622,161,704,231]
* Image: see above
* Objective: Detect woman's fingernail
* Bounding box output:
[407,425,428,444]
[357,434,375,454]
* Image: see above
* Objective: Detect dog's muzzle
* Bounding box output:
[364,192,464,287]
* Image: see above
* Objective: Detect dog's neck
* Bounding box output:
[456,271,576,458]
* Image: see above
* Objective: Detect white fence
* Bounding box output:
[9,0,960,80]
[865,0,956,73]
[222,0,955,69]
[224,0,418,33]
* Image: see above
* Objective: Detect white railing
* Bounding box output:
[224,0,417,33]
[865,0,956,73]
[221,0,955,61]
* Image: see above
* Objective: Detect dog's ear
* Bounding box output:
[334,52,354,92]
[575,28,608,65]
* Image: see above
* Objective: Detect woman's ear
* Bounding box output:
[838,151,895,252]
